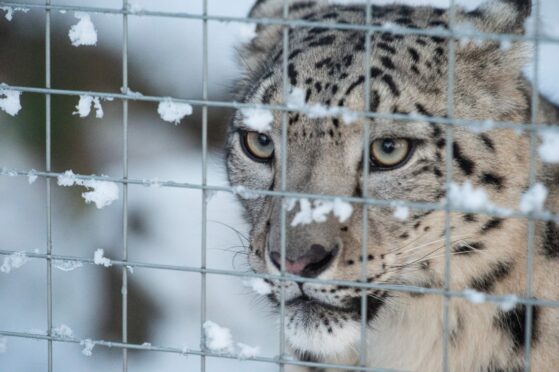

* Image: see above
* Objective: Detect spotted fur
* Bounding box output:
[226,0,559,370]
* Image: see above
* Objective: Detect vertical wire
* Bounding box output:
[201,1,209,371]
[121,1,129,371]
[45,0,53,371]
[279,1,289,371]
[442,1,457,371]
[359,1,372,369]
[524,1,541,370]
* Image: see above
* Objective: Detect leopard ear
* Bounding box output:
[464,0,532,34]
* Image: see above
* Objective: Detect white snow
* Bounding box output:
[93,249,112,267]
[0,6,29,21]
[466,119,495,134]
[127,1,144,13]
[80,339,95,356]
[237,342,260,359]
[453,21,483,47]
[519,183,548,214]
[238,23,257,43]
[68,13,98,47]
[73,95,111,119]
[57,170,119,209]
[539,130,559,163]
[53,259,84,272]
[1,252,29,274]
[499,295,519,311]
[0,88,22,117]
[286,87,306,109]
[448,181,492,211]
[291,198,353,226]
[463,288,486,304]
[27,170,38,184]
[242,277,272,295]
[393,205,410,221]
[240,108,274,132]
[0,337,6,353]
[203,321,234,354]
[141,342,152,347]
[52,324,74,338]
[157,99,193,125]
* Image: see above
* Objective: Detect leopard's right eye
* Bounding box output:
[240,131,275,162]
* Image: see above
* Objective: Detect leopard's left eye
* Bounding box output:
[370,138,414,170]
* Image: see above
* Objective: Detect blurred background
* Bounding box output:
[1,0,558,371]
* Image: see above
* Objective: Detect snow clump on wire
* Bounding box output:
[0,88,22,116]
[57,170,119,209]
[157,99,193,125]
[69,13,98,47]
[290,198,353,226]
[1,252,29,274]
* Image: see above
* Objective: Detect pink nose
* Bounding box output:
[269,244,337,277]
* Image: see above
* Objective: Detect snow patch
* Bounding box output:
[519,183,548,214]
[0,6,29,21]
[69,13,98,47]
[291,198,353,226]
[1,252,29,273]
[287,87,306,109]
[93,249,112,267]
[73,95,112,119]
[393,205,410,221]
[232,185,260,200]
[237,342,260,359]
[80,339,95,356]
[242,277,272,295]
[27,170,38,184]
[499,295,519,312]
[539,130,559,163]
[203,321,234,354]
[53,259,83,272]
[463,288,486,304]
[240,108,274,132]
[57,170,119,209]
[157,99,193,125]
[0,88,22,117]
[52,324,74,338]
[448,181,492,211]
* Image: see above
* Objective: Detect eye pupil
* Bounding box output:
[258,135,270,146]
[382,139,395,154]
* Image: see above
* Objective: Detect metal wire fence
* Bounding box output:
[1,0,559,371]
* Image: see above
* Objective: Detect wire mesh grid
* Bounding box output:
[0,0,558,371]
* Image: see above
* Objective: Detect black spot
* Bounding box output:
[414,103,431,117]
[381,74,400,96]
[370,90,380,112]
[331,84,338,94]
[481,172,504,190]
[452,142,475,175]
[288,63,298,86]
[378,42,396,54]
[416,37,427,46]
[434,46,445,57]
[289,49,303,59]
[431,36,446,43]
[340,226,348,232]
[399,232,409,239]
[542,221,559,258]
[369,66,383,78]
[315,57,332,69]
[344,75,365,95]
[436,138,445,148]
[434,168,443,177]
[429,20,448,28]
[342,54,353,67]
[411,65,420,75]
[394,17,412,25]
[289,1,317,13]
[463,213,478,223]
[494,305,539,352]
[308,27,328,35]
[481,218,503,234]
[454,241,485,255]
[261,84,276,104]
[332,118,340,128]
[320,12,338,19]
[480,134,496,152]
[380,56,395,70]
[309,35,336,47]
[470,261,512,292]
[314,81,322,92]
[407,47,420,63]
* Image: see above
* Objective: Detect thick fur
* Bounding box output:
[225,1,559,371]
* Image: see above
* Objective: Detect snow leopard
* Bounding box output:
[225,0,559,370]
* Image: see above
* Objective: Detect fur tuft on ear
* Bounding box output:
[466,0,532,34]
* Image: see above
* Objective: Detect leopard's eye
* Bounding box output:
[370,138,414,170]
[241,131,274,162]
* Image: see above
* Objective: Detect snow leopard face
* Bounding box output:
[225,0,559,369]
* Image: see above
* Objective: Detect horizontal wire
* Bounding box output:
[2,84,559,133]
[1,1,559,45]
[2,168,558,224]
[1,248,558,309]
[0,330,403,372]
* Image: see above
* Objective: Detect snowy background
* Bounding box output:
[1,1,558,371]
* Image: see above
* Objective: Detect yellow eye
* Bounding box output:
[241,131,274,162]
[370,138,413,170]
